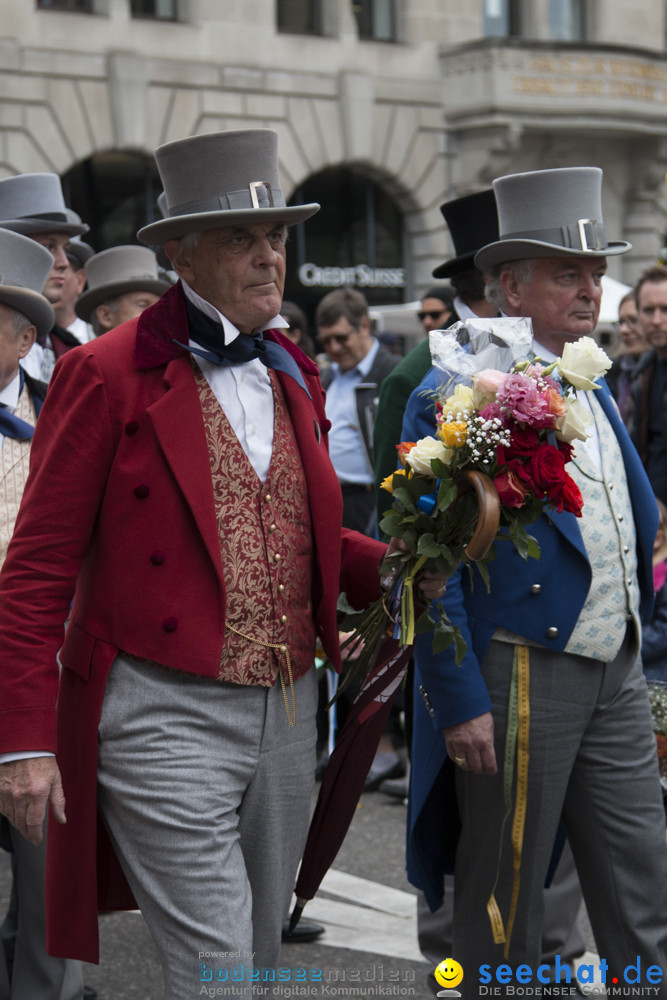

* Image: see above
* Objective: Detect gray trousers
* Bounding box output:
[97,654,318,1000]
[417,839,585,972]
[0,819,83,1000]
[453,637,667,992]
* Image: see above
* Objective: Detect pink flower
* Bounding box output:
[474,369,508,395]
[496,373,558,429]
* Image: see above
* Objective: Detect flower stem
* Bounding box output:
[401,554,427,646]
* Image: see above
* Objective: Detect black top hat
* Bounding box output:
[432,190,499,279]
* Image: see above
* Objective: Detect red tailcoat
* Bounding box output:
[0,284,385,962]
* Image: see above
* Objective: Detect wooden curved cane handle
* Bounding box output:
[458,470,501,561]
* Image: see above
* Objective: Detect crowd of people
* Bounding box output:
[0,130,665,1000]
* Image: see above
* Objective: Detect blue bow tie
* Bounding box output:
[0,404,34,441]
[175,299,312,398]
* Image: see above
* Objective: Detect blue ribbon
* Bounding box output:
[177,298,312,398]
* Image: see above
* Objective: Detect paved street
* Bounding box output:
[0,782,600,1000]
[0,786,434,999]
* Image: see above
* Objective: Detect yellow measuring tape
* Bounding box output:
[487,644,530,957]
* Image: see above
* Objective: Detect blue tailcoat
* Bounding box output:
[401,366,658,911]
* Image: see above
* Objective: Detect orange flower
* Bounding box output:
[396,441,417,467]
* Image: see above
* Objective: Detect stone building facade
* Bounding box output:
[2,0,667,309]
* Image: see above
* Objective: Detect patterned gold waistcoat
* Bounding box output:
[0,387,36,571]
[195,367,316,687]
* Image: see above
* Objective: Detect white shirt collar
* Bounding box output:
[180,279,288,345]
[0,371,22,412]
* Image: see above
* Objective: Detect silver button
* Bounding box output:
[623,545,630,554]
[618,515,624,522]
[546,627,559,639]
[530,584,541,595]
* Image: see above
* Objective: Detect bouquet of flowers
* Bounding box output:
[341,318,612,675]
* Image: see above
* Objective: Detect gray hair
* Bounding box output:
[485,259,536,310]
[3,305,33,339]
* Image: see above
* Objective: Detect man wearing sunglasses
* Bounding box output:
[417,286,454,334]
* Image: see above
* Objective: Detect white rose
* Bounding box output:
[555,397,594,443]
[405,437,452,476]
[557,337,612,391]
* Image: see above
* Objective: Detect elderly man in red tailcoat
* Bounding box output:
[0,130,446,999]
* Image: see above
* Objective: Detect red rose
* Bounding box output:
[528,443,568,493]
[557,439,574,463]
[505,426,542,458]
[550,472,584,517]
[494,461,533,508]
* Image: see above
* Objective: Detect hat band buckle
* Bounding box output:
[167,182,284,218]
[576,217,602,252]
[249,180,274,210]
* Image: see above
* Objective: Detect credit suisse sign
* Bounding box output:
[298,263,406,289]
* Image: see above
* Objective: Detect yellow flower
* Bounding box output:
[380,468,407,493]
[438,421,468,448]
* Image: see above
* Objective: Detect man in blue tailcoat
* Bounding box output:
[403,167,667,994]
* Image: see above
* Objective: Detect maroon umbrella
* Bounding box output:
[287,634,413,933]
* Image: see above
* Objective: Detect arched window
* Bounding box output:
[285,167,406,319]
[62,152,162,251]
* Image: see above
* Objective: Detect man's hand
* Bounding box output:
[444,712,497,775]
[384,538,447,601]
[0,757,66,845]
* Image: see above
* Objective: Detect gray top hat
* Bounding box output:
[0,229,55,339]
[137,129,320,246]
[75,245,172,322]
[0,173,89,237]
[474,167,630,272]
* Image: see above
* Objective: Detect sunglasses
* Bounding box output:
[418,310,449,322]
[319,332,355,348]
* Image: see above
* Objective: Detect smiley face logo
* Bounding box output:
[434,958,464,990]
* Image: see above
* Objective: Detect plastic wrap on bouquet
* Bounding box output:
[429,316,533,382]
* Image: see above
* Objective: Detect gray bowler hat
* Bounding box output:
[75,245,172,322]
[137,129,320,246]
[0,229,55,339]
[0,173,89,237]
[474,167,630,272]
